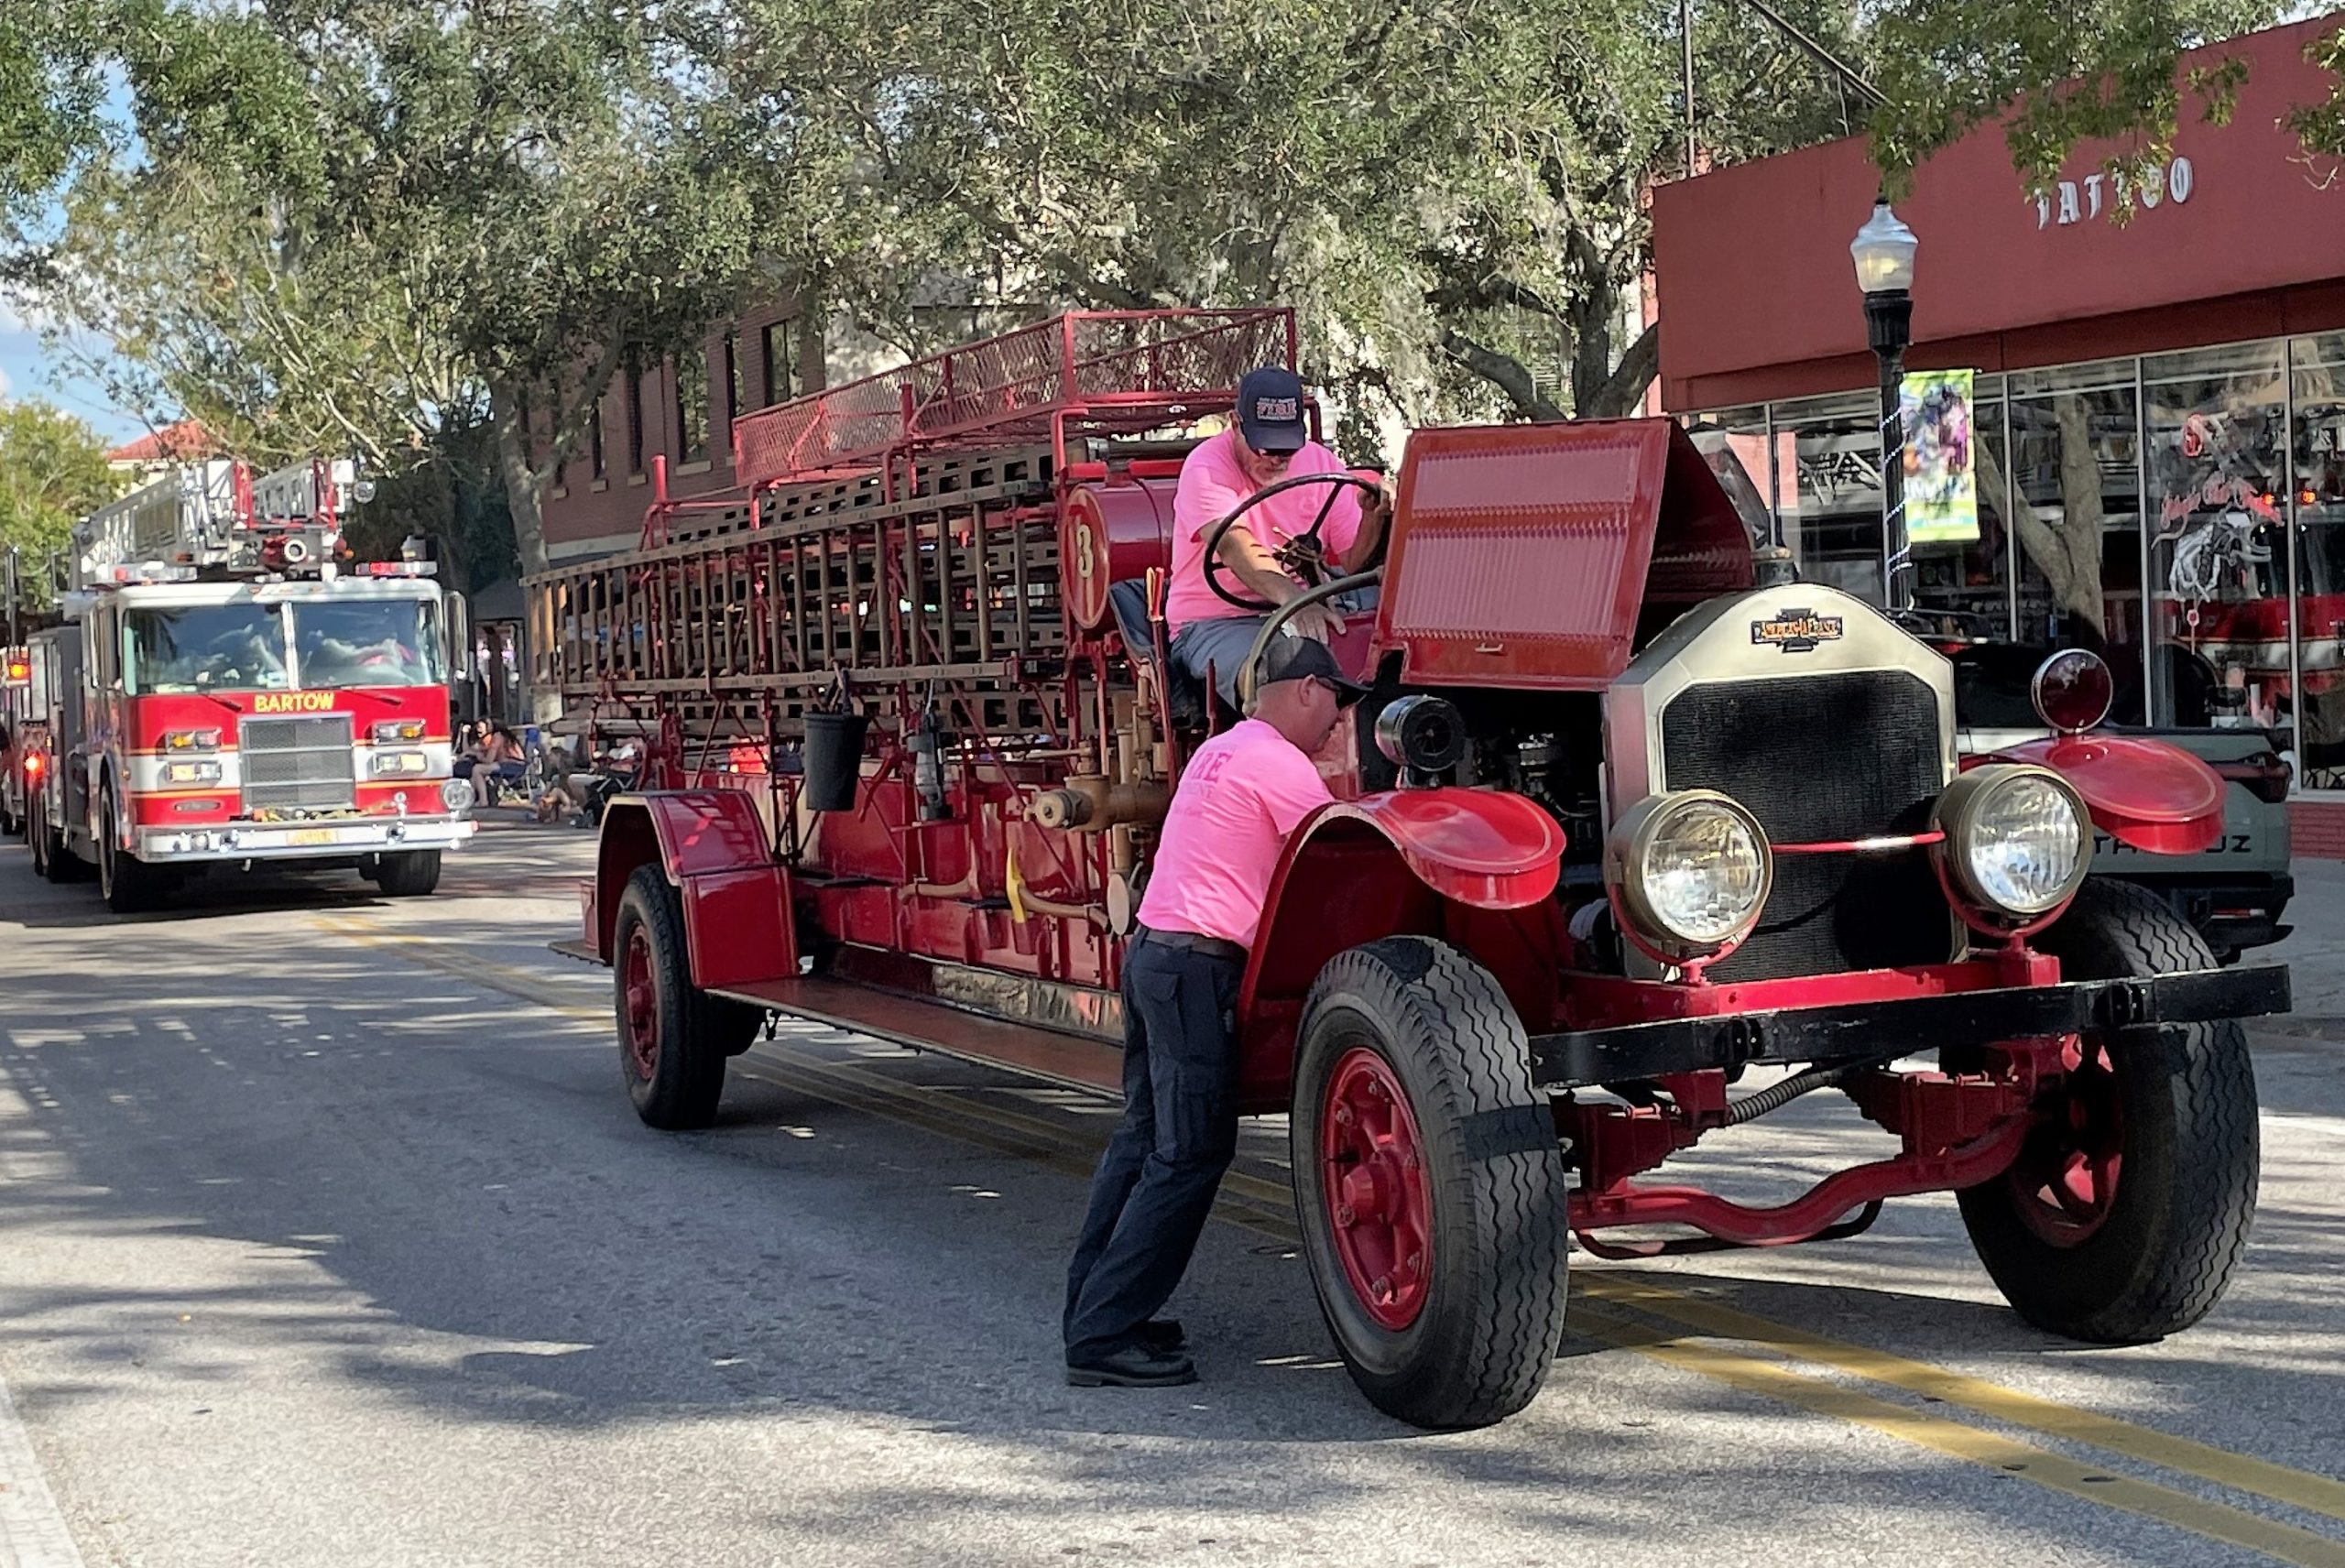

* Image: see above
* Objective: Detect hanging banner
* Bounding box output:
[1901,369,1979,542]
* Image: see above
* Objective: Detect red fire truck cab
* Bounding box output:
[24,458,474,912]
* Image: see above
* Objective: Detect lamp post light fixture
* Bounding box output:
[1851,196,1919,611]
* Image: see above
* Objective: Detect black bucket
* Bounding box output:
[801,710,869,811]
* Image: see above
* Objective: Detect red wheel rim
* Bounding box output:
[2006,1034,2124,1247]
[621,925,660,1081]
[1320,1046,1434,1331]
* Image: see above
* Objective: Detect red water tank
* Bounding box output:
[1060,477,1177,630]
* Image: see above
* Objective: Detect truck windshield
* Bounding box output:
[124,605,290,694]
[291,599,444,689]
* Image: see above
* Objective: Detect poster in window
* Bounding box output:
[1901,369,1978,542]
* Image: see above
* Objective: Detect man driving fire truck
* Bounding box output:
[1063,635,1368,1388]
[1166,366,1390,707]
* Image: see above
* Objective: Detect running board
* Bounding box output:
[712,976,1127,1098]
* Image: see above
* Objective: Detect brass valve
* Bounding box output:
[1031,773,1169,833]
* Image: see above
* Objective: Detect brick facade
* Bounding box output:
[2292,799,2345,861]
[540,299,824,561]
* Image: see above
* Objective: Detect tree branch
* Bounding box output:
[1436,328,1565,422]
[1585,321,1660,418]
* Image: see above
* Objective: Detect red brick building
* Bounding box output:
[540,302,826,561]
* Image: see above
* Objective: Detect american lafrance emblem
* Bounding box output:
[1751,608,1845,653]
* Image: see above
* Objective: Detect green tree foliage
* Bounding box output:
[729,0,1870,445]
[2290,21,2345,165]
[42,0,771,575]
[16,0,2334,542]
[0,2,115,273]
[1863,0,2298,195]
[0,397,115,608]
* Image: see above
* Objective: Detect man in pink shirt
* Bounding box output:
[1166,366,1390,709]
[1063,636,1365,1388]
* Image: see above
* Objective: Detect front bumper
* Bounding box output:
[133,815,475,865]
[1531,964,2292,1089]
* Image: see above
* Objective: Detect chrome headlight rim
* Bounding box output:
[1932,763,2091,922]
[1604,789,1774,962]
[440,776,477,814]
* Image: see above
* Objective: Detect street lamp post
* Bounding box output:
[1851,197,1919,612]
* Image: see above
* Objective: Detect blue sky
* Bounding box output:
[0,301,147,446]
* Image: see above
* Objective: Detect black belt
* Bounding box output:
[1136,926,1247,964]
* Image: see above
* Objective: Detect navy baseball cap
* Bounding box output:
[1236,366,1309,454]
[1259,632,1368,703]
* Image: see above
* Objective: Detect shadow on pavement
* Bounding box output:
[1,827,2341,1559]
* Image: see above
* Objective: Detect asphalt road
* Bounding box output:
[2,820,2343,1568]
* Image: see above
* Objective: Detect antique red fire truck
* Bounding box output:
[22,456,475,912]
[533,310,2288,1428]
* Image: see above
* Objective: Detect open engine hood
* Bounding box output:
[1370,419,1756,691]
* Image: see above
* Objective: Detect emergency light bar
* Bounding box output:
[95,562,200,586]
[355,561,438,578]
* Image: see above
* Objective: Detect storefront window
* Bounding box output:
[2291,333,2345,789]
[1774,393,1883,601]
[2004,359,2146,714]
[1677,335,2345,785]
[2142,343,2288,728]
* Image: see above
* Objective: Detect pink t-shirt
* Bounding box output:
[1164,428,1363,634]
[1137,719,1333,949]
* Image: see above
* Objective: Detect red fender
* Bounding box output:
[1310,789,1566,908]
[1237,789,1565,1112]
[591,790,798,989]
[1969,735,2226,855]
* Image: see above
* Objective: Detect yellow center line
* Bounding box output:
[1565,1307,2345,1568]
[321,913,2345,1564]
[1580,1274,2345,1528]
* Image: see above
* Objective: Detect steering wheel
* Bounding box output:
[1199,471,1386,613]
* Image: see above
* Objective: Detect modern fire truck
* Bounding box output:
[531,310,2288,1428]
[1,639,36,841]
[20,456,475,912]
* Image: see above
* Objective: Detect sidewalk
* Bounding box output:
[2270,855,2345,1030]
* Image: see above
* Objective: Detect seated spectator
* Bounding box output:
[455,723,528,803]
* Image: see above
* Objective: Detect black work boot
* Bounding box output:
[1065,1344,1198,1388]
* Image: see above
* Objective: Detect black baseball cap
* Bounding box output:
[1259,632,1369,703]
[1236,366,1309,454]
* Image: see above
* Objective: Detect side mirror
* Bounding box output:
[443,590,474,725]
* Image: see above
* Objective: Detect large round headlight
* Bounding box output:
[1934,764,2089,920]
[441,776,477,814]
[1605,790,1772,959]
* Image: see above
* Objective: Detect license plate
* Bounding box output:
[289,828,340,846]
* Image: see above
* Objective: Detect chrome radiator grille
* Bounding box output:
[239,714,357,812]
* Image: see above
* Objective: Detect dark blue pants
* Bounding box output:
[1062,934,1244,1362]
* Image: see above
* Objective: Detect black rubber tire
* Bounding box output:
[1958,877,2259,1343]
[1291,936,1570,1429]
[371,850,442,898]
[97,785,168,915]
[613,865,758,1129]
[33,806,77,882]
